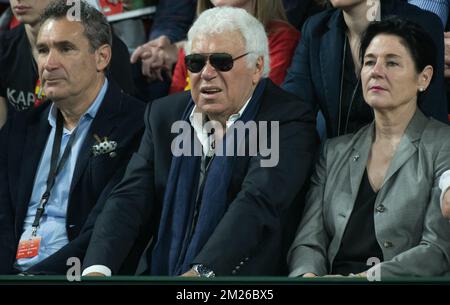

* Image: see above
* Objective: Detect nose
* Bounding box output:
[200,60,217,81]
[370,59,384,78]
[42,49,60,72]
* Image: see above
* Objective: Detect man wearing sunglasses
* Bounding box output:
[83,6,318,277]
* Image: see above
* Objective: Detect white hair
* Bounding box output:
[185,6,270,77]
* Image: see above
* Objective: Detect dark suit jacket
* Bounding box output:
[83,80,319,276]
[282,0,448,138]
[0,80,144,274]
[283,0,325,31]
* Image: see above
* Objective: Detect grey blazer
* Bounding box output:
[288,110,450,278]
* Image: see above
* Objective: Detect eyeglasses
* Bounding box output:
[185,52,250,73]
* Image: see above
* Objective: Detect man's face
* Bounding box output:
[9,0,51,26]
[189,31,263,123]
[36,18,108,102]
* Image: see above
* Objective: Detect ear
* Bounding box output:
[94,44,112,72]
[252,56,264,85]
[417,65,433,92]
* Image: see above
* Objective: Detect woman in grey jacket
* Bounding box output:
[288,17,450,279]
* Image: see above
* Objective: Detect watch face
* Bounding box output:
[195,264,215,278]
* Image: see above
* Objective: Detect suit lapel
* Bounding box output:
[347,111,427,199]
[69,82,122,193]
[381,110,427,189]
[349,124,374,197]
[15,106,51,236]
[320,11,345,132]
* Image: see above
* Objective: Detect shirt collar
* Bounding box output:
[48,78,109,130]
[188,95,252,132]
[188,96,252,157]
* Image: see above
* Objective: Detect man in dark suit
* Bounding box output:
[82,6,318,277]
[283,0,447,138]
[0,1,144,275]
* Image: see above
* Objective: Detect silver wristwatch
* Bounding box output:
[192,264,216,278]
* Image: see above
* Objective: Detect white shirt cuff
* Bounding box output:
[82,265,112,277]
[439,170,450,210]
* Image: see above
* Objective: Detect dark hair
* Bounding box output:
[360,17,436,74]
[40,0,112,51]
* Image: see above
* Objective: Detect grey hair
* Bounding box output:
[185,7,270,77]
[40,0,112,51]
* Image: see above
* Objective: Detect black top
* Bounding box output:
[0,25,135,111]
[0,25,36,110]
[338,37,373,136]
[332,170,384,275]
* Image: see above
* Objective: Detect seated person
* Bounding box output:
[288,18,450,279]
[283,0,448,139]
[169,0,300,93]
[82,6,318,277]
[0,0,144,275]
[0,0,135,119]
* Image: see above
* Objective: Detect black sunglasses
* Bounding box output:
[185,52,250,73]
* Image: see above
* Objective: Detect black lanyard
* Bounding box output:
[31,110,78,237]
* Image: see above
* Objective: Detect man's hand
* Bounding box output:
[302,273,318,278]
[180,268,200,277]
[130,35,179,81]
[442,188,450,219]
[444,32,450,78]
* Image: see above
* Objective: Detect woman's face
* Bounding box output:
[361,34,432,112]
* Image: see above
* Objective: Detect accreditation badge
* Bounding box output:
[16,236,42,259]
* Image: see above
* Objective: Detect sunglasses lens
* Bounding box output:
[210,53,233,71]
[185,54,206,73]
[185,53,235,73]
